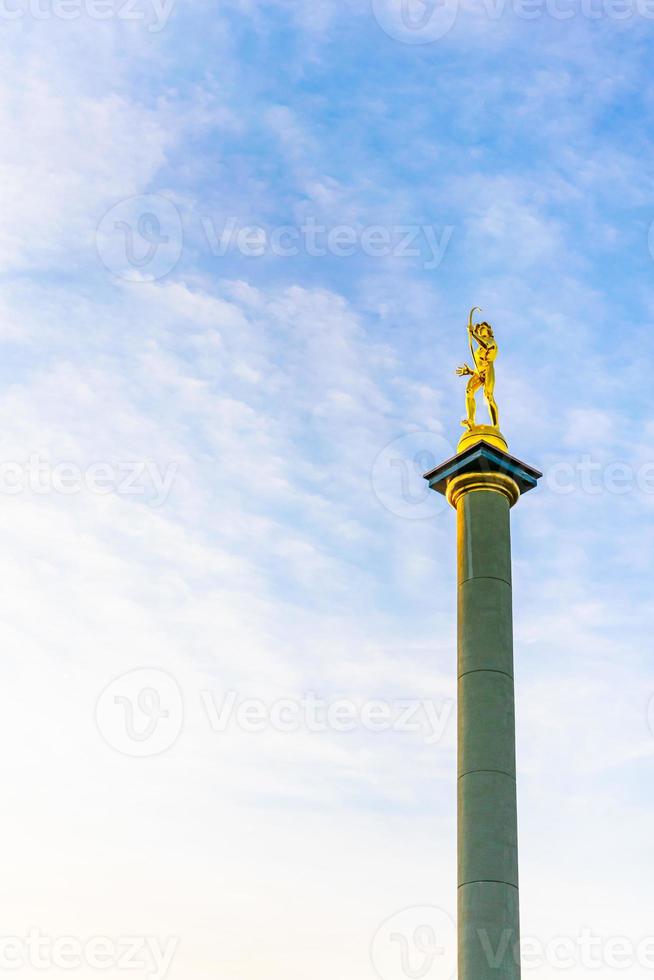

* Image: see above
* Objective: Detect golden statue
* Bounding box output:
[455,307,507,453]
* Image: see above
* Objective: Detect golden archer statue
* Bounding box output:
[456,306,499,431]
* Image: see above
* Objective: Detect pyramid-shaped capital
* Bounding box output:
[424,440,542,508]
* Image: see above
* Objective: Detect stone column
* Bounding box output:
[424,441,541,980]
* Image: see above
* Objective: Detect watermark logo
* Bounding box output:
[371,906,456,980]
[96,668,184,757]
[96,194,183,282]
[371,0,459,43]
[371,431,452,520]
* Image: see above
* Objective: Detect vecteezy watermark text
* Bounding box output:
[202,691,454,745]
[0,455,178,507]
[371,0,654,46]
[96,195,455,281]
[0,0,175,29]
[95,668,455,757]
[371,906,654,980]
[201,217,454,271]
[372,432,654,526]
[519,930,654,970]
[546,455,654,496]
[0,930,178,979]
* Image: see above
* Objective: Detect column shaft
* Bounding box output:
[457,488,520,980]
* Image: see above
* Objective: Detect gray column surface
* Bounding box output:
[424,440,541,980]
[457,488,519,980]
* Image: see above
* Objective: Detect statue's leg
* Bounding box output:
[464,375,482,427]
[484,374,499,427]
[484,364,500,429]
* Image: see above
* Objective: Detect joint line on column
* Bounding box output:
[458,768,515,780]
[458,667,514,681]
[459,574,511,588]
[458,880,519,890]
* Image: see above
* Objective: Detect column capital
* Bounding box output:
[423,440,542,509]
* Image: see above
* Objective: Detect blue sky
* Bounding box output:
[2,1,654,978]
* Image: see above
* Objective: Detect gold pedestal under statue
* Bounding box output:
[457,424,508,454]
